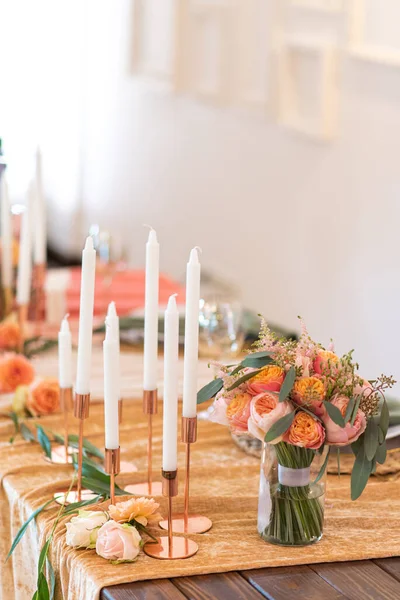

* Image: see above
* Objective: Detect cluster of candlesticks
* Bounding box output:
[0,150,47,334]
[57,230,210,559]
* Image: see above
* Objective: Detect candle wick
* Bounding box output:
[194,246,202,255]
[143,224,155,232]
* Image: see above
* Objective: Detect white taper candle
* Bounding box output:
[0,173,13,288]
[33,148,46,265]
[16,188,33,306]
[182,247,201,418]
[58,314,73,389]
[103,316,120,449]
[143,227,159,391]
[163,294,179,471]
[75,236,96,395]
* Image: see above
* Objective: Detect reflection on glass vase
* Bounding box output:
[258,442,327,546]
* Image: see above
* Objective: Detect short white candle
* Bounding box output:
[143,227,159,391]
[58,314,73,389]
[163,294,179,472]
[16,188,33,306]
[75,236,96,395]
[33,148,46,265]
[103,317,120,449]
[182,247,201,418]
[0,173,13,289]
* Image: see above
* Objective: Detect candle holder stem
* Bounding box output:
[184,441,190,529]
[4,286,13,316]
[33,262,46,333]
[45,387,73,464]
[148,411,153,494]
[17,304,28,353]
[77,417,84,501]
[144,470,198,559]
[105,447,120,505]
[74,393,90,502]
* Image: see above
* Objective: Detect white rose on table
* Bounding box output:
[66,510,108,549]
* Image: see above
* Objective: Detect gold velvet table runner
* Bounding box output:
[1,401,400,600]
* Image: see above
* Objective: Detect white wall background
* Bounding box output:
[1,0,400,388]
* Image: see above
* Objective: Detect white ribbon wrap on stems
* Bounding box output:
[278,465,311,487]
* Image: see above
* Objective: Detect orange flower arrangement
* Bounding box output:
[26,378,60,416]
[0,321,21,351]
[247,365,285,395]
[109,497,161,526]
[0,353,35,393]
[283,412,325,450]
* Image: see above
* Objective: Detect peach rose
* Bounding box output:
[248,392,293,443]
[109,497,161,526]
[96,521,141,562]
[323,394,367,446]
[0,353,35,393]
[247,365,285,395]
[0,322,21,351]
[225,392,252,434]
[26,378,60,416]
[313,350,339,376]
[353,378,373,399]
[292,376,326,416]
[283,411,325,450]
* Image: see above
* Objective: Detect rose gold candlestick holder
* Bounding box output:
[105,447,120,505]
[125,390,162,496]
[144,470,198,560]
[159,416,212,534]
[3,286,13,317]
[44,387,74,464]
[17,304,28,353]
[33,262,46,334]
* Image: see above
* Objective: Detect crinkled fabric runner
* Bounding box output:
[1,402,400,600]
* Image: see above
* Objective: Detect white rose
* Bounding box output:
[66,510,108,549]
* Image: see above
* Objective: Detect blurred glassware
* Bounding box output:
[198,296,245,360]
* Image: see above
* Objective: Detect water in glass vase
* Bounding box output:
[258,442,327,546]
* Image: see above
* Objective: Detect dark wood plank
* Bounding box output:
[173,572,264,600]
[311,560,400,600]
[101,578,187,600]
[242,566,345,600]
[374,558,400,583]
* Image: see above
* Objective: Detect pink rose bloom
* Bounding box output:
[247,366,285,396]
[313,350,339,376]
[95,521,141,562]
[323,394,367,446]
[209,394,230,427]
[353,378,373,399]
[210,392,252,434]
[248,392,293,443]
[295,354,312,378]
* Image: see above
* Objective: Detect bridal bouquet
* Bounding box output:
[198,318,395,546]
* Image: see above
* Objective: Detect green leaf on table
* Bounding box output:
[81,461,110,483]
[6,497,56,560]
[324,401,345,428]
[227,369,263,392]
[279,366,296,403]
[47,559,55,600]
[364,419,379,461]
[62,495,103,516]
[197,378,224,404]
[379,398,390,438]
[3,411,20,434]
[376,440,387,465]
[36,425,52,459]
[67,435,104,460]
[351,446,372,501]
[20,422,36,443]
[81,476,128,498]
[38,538,51,576]
[313,447,330,484]
[344,397,356,423]
[36,571,50,600]
[264,411,295,443]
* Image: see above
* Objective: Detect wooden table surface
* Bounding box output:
[101,558,400,600]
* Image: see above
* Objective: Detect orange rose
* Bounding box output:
[283,412,325,450]
[0,322,21,350]
[109,497,161,526]
[247,365,285,395]
[225,392,252,434]
[0,353,35,393]
[26,378,60,416]
[313,350,339,376]
[292,376,326,416]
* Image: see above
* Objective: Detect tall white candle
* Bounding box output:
[163,294,179,472]
[34,147,46,265]
[75,236,96,395]
[182,247,201,418]
[0,173,13,289]
[58,315,73,389]
[106,301,120,398]
[16,188,33,306]
[143,227,159,391]
[103,316,120,449]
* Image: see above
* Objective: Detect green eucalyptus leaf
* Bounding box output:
[197,378,224,404]
[350,397,361,426]
[351,446,372,501]
[378,426,385,445]
[376,441,387,465]
[351,437,363,456]
[67,435,104,460]
[7,498,55,560]
[278,366,296,403]
[380,399,390,438]
[313,448,330,484]
[20,422,36,443]
[364,419,379,461]
[38,539,51,576]
[239,354,273,369]
[36,571,50,600]
[47,559,55,600]
[264,411,295,443]
[344,397,356,423]
[227,369,263,392]
[324,401,345,428]
[81,461,110,483]
[35,425,52,459]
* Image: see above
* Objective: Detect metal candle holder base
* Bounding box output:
[105,447,120,505]
[125,389,162,497]
[159,416,212,534]
[144,470,198,560]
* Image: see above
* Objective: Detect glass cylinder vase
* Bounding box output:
[258,442,327,546]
